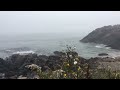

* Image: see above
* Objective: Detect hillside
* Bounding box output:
[80,24,120,50]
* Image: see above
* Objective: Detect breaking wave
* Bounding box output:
[13,50,35,55]
[95,44,111,49]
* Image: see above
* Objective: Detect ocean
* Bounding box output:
[0,32,120,59]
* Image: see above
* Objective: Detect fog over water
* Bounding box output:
[0,11,120,59]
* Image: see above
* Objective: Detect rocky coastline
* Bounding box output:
[0,50,120,79]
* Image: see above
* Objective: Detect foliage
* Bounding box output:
[25,46,120,79]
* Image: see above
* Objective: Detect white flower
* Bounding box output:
[74,61,77,65]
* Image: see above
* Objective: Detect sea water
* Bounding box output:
[0,32,120,59]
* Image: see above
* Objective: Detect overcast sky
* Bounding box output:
[0,11,120,35]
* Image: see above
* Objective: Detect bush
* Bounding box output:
[25,46,120,79]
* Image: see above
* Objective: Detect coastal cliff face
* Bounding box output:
[80,25,120,50]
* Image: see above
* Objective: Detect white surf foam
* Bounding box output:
[95,44,110,49]
[13,50,35,55]
[95,45,102,48]
[105,47,111,49]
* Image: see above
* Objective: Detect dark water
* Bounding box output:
[0,32,120,59]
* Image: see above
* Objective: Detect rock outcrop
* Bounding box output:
[0,50,120,79]
[80,24,120,50]
[0,50,84,79]
[98,53,108,56]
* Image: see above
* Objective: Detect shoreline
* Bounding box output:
[0,50,120,79]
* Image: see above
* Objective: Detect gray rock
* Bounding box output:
[98,53,108,56]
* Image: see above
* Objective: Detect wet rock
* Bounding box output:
[54,51,66,56]
[98,53,108,56]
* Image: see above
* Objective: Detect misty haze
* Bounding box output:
[1,11,120,79]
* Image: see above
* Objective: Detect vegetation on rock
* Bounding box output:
[80,24,120,50]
